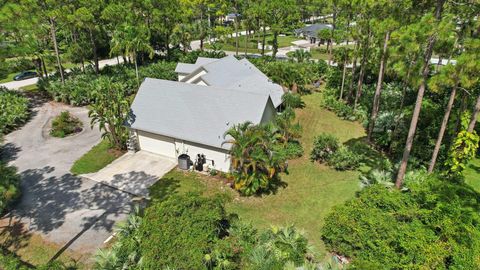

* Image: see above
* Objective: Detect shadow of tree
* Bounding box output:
[0,214,32,253]
[148,177,181,201]
[344,137,388,171]
[468,164,480,174]
[106,171,161,197]
[0,143,21,163]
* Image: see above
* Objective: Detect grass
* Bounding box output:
[208,33,302,53]
[71,139,124,175]
[149,91,366,258]
[464,157,480,192]
[0,217,90,268]
[0,73,17,83]
[19,85,38,92]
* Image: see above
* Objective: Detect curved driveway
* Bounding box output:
[1,100,134,255]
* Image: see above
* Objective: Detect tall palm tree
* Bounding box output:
[110,24,154,87]
[333,47,351,100]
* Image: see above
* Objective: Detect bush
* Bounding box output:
[0,162,21,214]
[138,194,230,269]
[282,92,305,109]
[326,146,362,170]
[0,87,29,134]
[320,88,367,122]
[7,58,35,73]
[50,111,83,138]
[321,177,480,269]
[310,133,339,162]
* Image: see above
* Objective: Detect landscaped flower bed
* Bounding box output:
[50,111,83,138]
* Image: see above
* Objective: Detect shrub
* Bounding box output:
[326,146,362,170]
[50,111,83,138]
[0,162,21,215]
[0,87,29,134]
[310,133,339,162]
[322,177,480,269]
[138,194,230,269]
[282,92,305,109]
[7,58,35,73]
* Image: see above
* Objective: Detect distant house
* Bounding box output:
[127,56,283,172]
[295,23,333,44]
[224,13,240,22]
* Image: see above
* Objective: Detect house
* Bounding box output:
[127,56,283,172]
[294,23,333,44]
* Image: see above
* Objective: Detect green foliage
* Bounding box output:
[282,92,305,109]
[0,253,29,270]
[50,111,83,138]
[327,146,362,171]
[6,58,35,73]
[445,130,480,176]
[0,162,21,214]
[321,88,366,122]
[225,122,288,196]
[0,87,29,134]
[89,78,131,149]
[251,59,326,93]
[176,49,227,64]
[39,61,176,106]
[310,133,339,162]
[138,194,229,269]
[322,177,480,269]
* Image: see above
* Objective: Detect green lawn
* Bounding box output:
[0,72,17,83]
[209,33,302,53]
[71,139,124,175]
[149,91,366,258]
[464,157,480,192]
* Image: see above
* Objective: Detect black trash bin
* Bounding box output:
[178,154,190,170]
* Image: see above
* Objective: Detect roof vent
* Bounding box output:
[226,121,230,126]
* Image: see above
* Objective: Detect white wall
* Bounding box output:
[136,129,231,172]
[183,69,207,84]
[261,98,277,124]
[175,140,231,172]
[137,131,176,158]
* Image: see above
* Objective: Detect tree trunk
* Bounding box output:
[234,15,239,56]
[244,29,248,56]
[353,56,366,110]
[347,50,358,103]
[262,26,266,55]
[272,31,279,58]
[428,82,458,173]
[49,17,64,83]
[467,95,480,133]
[395,0,445,188]
[367,31,390,141]
[89,29,99,75]
[340,60,347,100]
[134,53,139,87]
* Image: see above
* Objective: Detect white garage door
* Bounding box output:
[137,131,176,158]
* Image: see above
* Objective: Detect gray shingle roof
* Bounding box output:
[295,23,333,38]
[127,78,272,150]
[176,56,284,108]
[174,57,219,74]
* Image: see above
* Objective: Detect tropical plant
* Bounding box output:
[89,78,131,150]
[289,49,312,63]
[0,87,29,134]
[0,161,21,214]
[310,133,339,163]
[50,111,83,138]
[326,146,362,171]
[224,122,288,196]
[322,176,480,269]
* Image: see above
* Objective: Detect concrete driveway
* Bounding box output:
[83,151,176,197]
[1,100,135,255]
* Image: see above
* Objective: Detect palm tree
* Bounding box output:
[290,49,312,63]
[110,24,154,87]
[333,47,351,100]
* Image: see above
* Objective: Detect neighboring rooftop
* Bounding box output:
[295,23,333,38]
[127,78,273,150]
[176,56,284,108]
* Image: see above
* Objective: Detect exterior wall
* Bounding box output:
[184,70,207,84]
[137,130,176,158]
[261,99,277,124]
[175,140,231,172]
[178,74,188,81]
[136,129,231,172]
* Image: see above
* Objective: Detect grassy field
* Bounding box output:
[71,139,124,175]
[149,91,366,258]
[464,157,480,192]
[0,217,89,268]
[208,34,302,53]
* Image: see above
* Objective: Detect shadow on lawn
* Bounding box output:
[344,137,388,171]
[149,177,181,201]
[468,164,480,174]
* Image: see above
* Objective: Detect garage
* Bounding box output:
[137,130,176,158]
